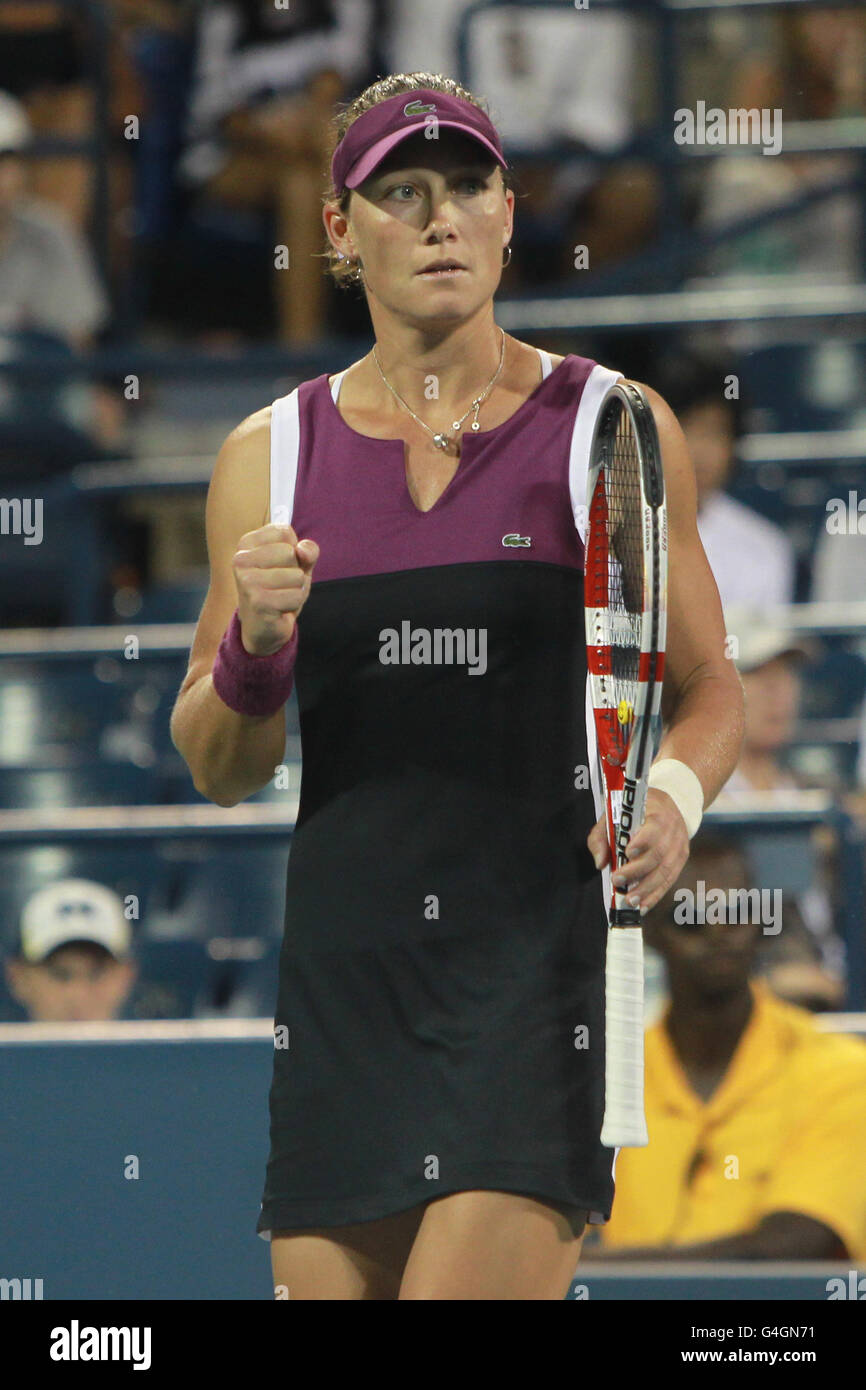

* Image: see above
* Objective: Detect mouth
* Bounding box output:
[417,260,467,278]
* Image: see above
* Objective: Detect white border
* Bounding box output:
[269,387,301,528]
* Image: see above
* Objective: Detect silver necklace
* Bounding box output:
[371,328,506,452]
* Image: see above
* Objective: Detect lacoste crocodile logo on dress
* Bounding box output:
[502,533,531,548]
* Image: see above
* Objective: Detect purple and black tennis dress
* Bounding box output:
[257,348,623,1238]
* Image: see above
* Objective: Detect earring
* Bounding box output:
[502,245,512,267]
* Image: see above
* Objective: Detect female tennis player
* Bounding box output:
[171,73,745,1300]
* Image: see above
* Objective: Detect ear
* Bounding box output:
[4,956,30,1006]
[503,183,515,243]
[322,200,354,261]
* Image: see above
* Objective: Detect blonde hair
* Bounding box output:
[320,72,515,294]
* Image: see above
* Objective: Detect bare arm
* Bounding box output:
[640,381,745,804]
[169,408,289,807]
[587,380,745,909]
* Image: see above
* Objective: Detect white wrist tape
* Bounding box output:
[647,759,704,838]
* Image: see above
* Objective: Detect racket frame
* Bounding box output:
[585,380,668,1147]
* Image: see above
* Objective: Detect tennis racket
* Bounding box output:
[585,380,668,1148]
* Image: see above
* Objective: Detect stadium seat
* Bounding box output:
[740,343,860,434]
[130,581,209,625]
[153,842,289,940]
[202,936,282,1017]
[0,659,158,764]
[124,938,210,1019]
[0,761,159,811]
[746,828,821,898]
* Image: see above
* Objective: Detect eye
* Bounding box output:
[387,182,417,200]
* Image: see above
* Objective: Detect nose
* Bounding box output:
[63,976,99,1014]
[421,181,461,227]
[423,209,456,240]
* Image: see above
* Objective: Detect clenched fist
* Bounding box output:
[232,524,319,656]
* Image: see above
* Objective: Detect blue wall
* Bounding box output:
[1,1032,861,1300]
[1,1034,274,1300]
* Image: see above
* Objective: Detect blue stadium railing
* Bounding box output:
[0,791,862,1007]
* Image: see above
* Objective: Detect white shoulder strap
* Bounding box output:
[269,388,301,527]
[537,348,553,379]
[568,364,623,544]
[330,371,347,403]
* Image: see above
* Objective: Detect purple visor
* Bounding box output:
[331,87,508,193]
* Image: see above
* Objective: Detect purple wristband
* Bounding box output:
[211,609,298,716]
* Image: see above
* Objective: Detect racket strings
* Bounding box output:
[603,407,644,706]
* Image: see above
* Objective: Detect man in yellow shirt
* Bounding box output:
[590,833,866,1261]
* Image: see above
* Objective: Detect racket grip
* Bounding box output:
[600,926,649,1148]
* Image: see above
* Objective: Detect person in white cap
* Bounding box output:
[4,879,136,1022]
[718,607,845,1007]
[718,607,812,800]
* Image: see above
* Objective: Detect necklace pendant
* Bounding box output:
[470,421,481,431]
[433,432,450,450]
[451,422,461,432]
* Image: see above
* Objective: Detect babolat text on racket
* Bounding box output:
[585,380,668,1148]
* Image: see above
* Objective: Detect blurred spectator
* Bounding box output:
[718,615,811,798]
[716,609,845,993]
[0,1,93,231]
[586,834,866,1259]
[0,92,108,348]
[0,90,124,470]
[701,8,865,279]
[177,0,375,343]
[4,879,136,1022]
[384,0,655,285]
[656,353,795,607]
[688,7,866,352]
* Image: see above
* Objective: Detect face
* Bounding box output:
[680,401,735,503]
[5,942,136,1021]
[645,850,761,999]
[793,11,864,79]
[324,130,513,327]
[742,656,801,753]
